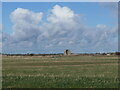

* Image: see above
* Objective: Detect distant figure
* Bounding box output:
[64,49,71,55]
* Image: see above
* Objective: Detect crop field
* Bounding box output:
[2,55,119,88]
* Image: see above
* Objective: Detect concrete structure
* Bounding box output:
[64,49,71,55]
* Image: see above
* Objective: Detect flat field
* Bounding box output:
[2,55,119,88]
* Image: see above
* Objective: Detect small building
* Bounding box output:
[64,49,71,55]
[107,53,110,56]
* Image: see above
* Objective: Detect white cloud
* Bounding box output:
[10,8,43,24]
[2,5,118,54]
[10,8,43,41]
[48,5,75,23]
[96,24,107,28]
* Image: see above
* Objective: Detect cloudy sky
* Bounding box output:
[2,2,118,54]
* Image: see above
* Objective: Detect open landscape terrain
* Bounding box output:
[2,55,119,88]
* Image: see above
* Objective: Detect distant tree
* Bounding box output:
[115,52,120,55]
[30,53,34,56]
[102,53,106,55]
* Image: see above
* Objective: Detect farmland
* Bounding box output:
[2,55,119,88]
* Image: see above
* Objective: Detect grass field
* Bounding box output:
[2,55,119,88]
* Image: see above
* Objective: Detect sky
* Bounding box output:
[1,2,118,54]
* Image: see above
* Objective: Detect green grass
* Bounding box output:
[2,55,119,88]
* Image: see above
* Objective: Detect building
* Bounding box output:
[64,49,71,55]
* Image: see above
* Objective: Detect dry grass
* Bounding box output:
[2,55,119,88]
